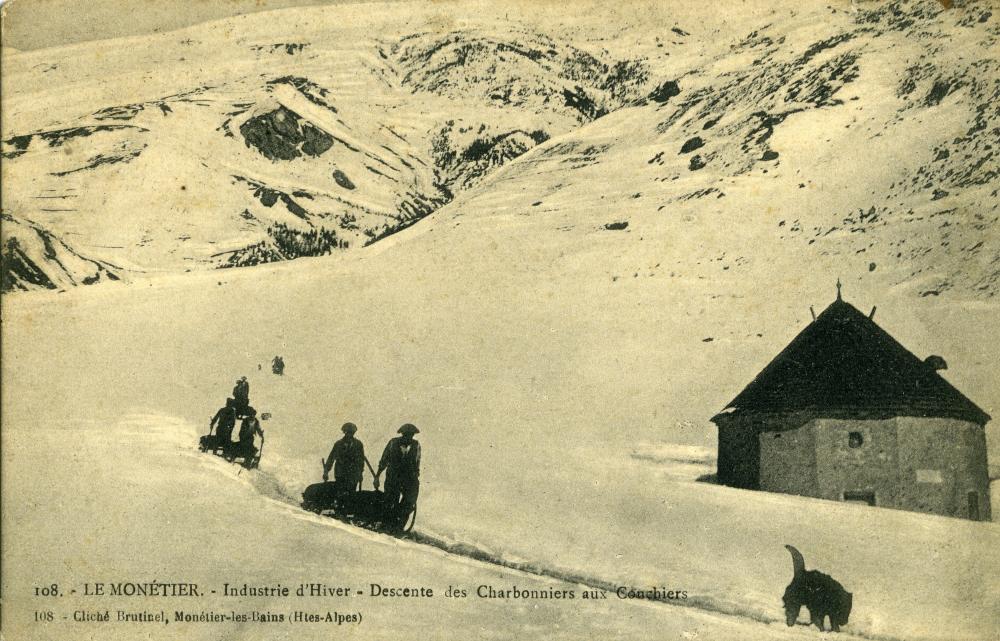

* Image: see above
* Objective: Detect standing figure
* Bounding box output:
[207,398,237,453]
[375,423,421,532]
[323,422,366,495]
[229,407,264,466]
[232,377,250,415]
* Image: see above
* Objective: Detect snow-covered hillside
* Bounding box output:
[1,2,654,288]
[2,1,999,641]
[4,0,995,296]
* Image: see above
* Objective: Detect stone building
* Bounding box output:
[711,289,992,521]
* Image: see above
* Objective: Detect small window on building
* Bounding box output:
[843,490,876,506]
[848,432,864,448]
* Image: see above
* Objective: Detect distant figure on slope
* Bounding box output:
[233,377,250,415]
[375,423,421,532]
[272,356,285,376]
[229,407,264,467]
[323,422,367,495]
[205,398,237,453]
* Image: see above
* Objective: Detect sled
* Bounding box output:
[198,436,261,469]
[301,483,415,534]
[224,442,262,469]
[199,434,222,453]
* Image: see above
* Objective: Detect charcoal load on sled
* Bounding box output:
[198,435,262,469]
[301,482,415,534]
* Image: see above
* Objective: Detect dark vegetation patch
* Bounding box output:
[742,110,800,154]
[798,33,854,65]
[892,48,998,190]
[332,169,355,190]
[783,51,860,106]
[648,80,680,104]
[689,155,707,171]
[2,124,147,159]
[432,121,550,191]
[93,104,146,120]
[365,165,390,179]
[2,236,59,291]
[233,176,310,219]
[679,187,724,201]
[924,79,955,106]
[604,221,629,230]
[239,105,333,161]
[854,0,943,34]
[223,222,348,268]
[563,86,607,120]
[680,136,704,154]
[391,31,649,122]
[252,43,308,55]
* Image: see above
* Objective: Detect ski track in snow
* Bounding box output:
[151,413,901,641]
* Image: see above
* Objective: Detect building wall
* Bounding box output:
[715,415,760,489]
[759,422,817,496]
[754,416,992,521]
[892,417,991,521]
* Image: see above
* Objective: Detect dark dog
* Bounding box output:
[782,545,852,632]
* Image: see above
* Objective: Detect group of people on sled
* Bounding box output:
[323,421,421,532]
[202,377,264,467]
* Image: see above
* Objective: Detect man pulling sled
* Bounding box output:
[302,423,422,534]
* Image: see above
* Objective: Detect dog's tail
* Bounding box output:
[784,544,806,579]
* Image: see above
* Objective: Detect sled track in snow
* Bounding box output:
[200,452,896,641]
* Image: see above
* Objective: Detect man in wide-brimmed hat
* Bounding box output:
[375,423,421,531]
[323,422,366,495]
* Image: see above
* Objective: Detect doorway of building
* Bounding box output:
[843,490,876,506]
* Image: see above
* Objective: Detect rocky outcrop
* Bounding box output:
[1,214,120,292]
[239,105,334,161]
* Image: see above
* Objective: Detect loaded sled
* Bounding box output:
[198,434,264,470]
[198,435,262,469]
[301,482,415,534]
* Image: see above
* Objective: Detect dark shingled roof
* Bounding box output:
[718,296,990,424]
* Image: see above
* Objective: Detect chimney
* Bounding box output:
[924,355,948,371]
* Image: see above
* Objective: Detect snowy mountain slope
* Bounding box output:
[1,3,654,290]
[4,1,996,294]
[424,0,999,302]
[2,2,999,641]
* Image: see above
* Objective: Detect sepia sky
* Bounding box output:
[0,0,404,51]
